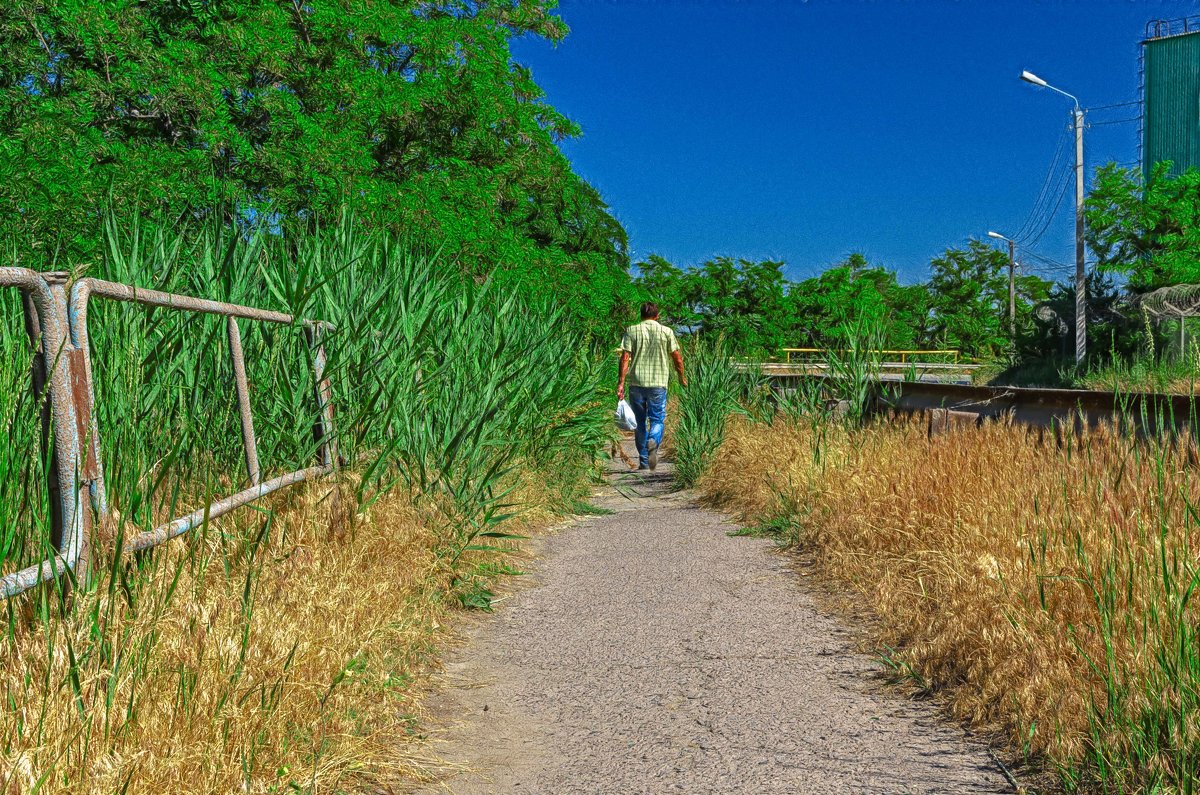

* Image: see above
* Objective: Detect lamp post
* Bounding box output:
[987,231,1017,339]
[1021,70,1086,365]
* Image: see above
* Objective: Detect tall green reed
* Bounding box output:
[78,214,609,541]
[0,290,49,586]
[824,313,884,427]
[0,212,609,788]
[673,338,759,488]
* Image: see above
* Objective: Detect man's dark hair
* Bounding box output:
[640,302,660,320]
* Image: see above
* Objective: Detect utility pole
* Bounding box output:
[1007,237,1016,339]
[1072,105,1086,365]
[1021,70,1087,365]
[987,231,1017,340]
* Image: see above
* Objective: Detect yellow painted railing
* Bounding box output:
[782,347,961,364]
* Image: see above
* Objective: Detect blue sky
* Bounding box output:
[512,0,1191,284]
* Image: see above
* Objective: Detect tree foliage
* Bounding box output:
[928,240,1049,357]
[0,0,630,329]
[630,255,787,353]
[1086,162,1200,291]
[2,0,1155,359]
[1029,270,1129,361]
[632,246,1051,359]
[786,254,930,351]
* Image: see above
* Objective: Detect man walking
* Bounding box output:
[616,302,687,471]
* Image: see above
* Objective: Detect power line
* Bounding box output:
[1026,167,1072,247]
[1085,99,1141,112]
[1020,249,1077,280]
[1024,248,1068,267]
[1005,102,1137,280]
[1023,249,1072,269]
[1016,162,1072,248]
[1012,126,1072,243]
[1088,116,1143,127]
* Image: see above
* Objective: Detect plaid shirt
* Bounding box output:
[620,319,680,388]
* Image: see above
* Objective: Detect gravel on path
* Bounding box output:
[411,448,1012,794]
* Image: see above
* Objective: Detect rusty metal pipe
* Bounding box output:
[80,278,295,325]
[226,317,261,485]
[46,278,92,588]
[0,552,77,598]
[1,276,90,598]
[306,325,338,469]
[121,465,331,553]
[0,267,44,288]
[66,280,108,516]
[77,277,334,331]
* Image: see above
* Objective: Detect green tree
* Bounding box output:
[686,257,788,353]
[1086,162,1200,290]
[1030,270,1129,362]
[630,255,789,354]
[0,0,630,329]
[927,239,1049,357]
[785,253,930,351]
[632,254,698,328]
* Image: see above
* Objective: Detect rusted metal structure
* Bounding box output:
[875,381,1198,438]
[0,269,337,598]
[761,363,1198,437]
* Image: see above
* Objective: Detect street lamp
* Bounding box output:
[987,231,1017,339]
[1021,69,1086,365]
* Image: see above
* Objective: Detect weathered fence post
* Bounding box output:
[306,323,338,469]
[44,273,94,590]
[227,316,261,486]
[19,290,60,552]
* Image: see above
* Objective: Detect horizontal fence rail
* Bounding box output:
[0,269,337,599]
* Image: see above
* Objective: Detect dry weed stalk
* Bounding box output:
[2,481,447,793]
[701,414,1200,789]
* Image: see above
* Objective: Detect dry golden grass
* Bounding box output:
[1079,373,1200,396]
[0,467,568,794]
[700,413,1200,789]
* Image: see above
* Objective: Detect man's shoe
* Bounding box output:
[648,439,658,471]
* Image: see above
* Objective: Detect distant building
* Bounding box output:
[1143,18,1200,176]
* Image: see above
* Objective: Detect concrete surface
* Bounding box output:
[411,445,1012,794]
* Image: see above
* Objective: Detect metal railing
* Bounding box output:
[1146,16,1200,40]
[782,347,962,364]
[0,269,337,598]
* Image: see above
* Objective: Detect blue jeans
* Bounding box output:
[628,386,667,468]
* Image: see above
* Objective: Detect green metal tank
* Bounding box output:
[1143,22,1200,176]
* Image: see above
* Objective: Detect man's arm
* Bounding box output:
[671,350,687,387]
[617,350,631,400]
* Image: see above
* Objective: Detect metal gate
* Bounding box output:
[0,269,337,598]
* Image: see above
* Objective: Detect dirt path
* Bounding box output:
[411,447,1012,794]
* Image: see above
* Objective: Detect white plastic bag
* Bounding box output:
[615,399,637,432]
